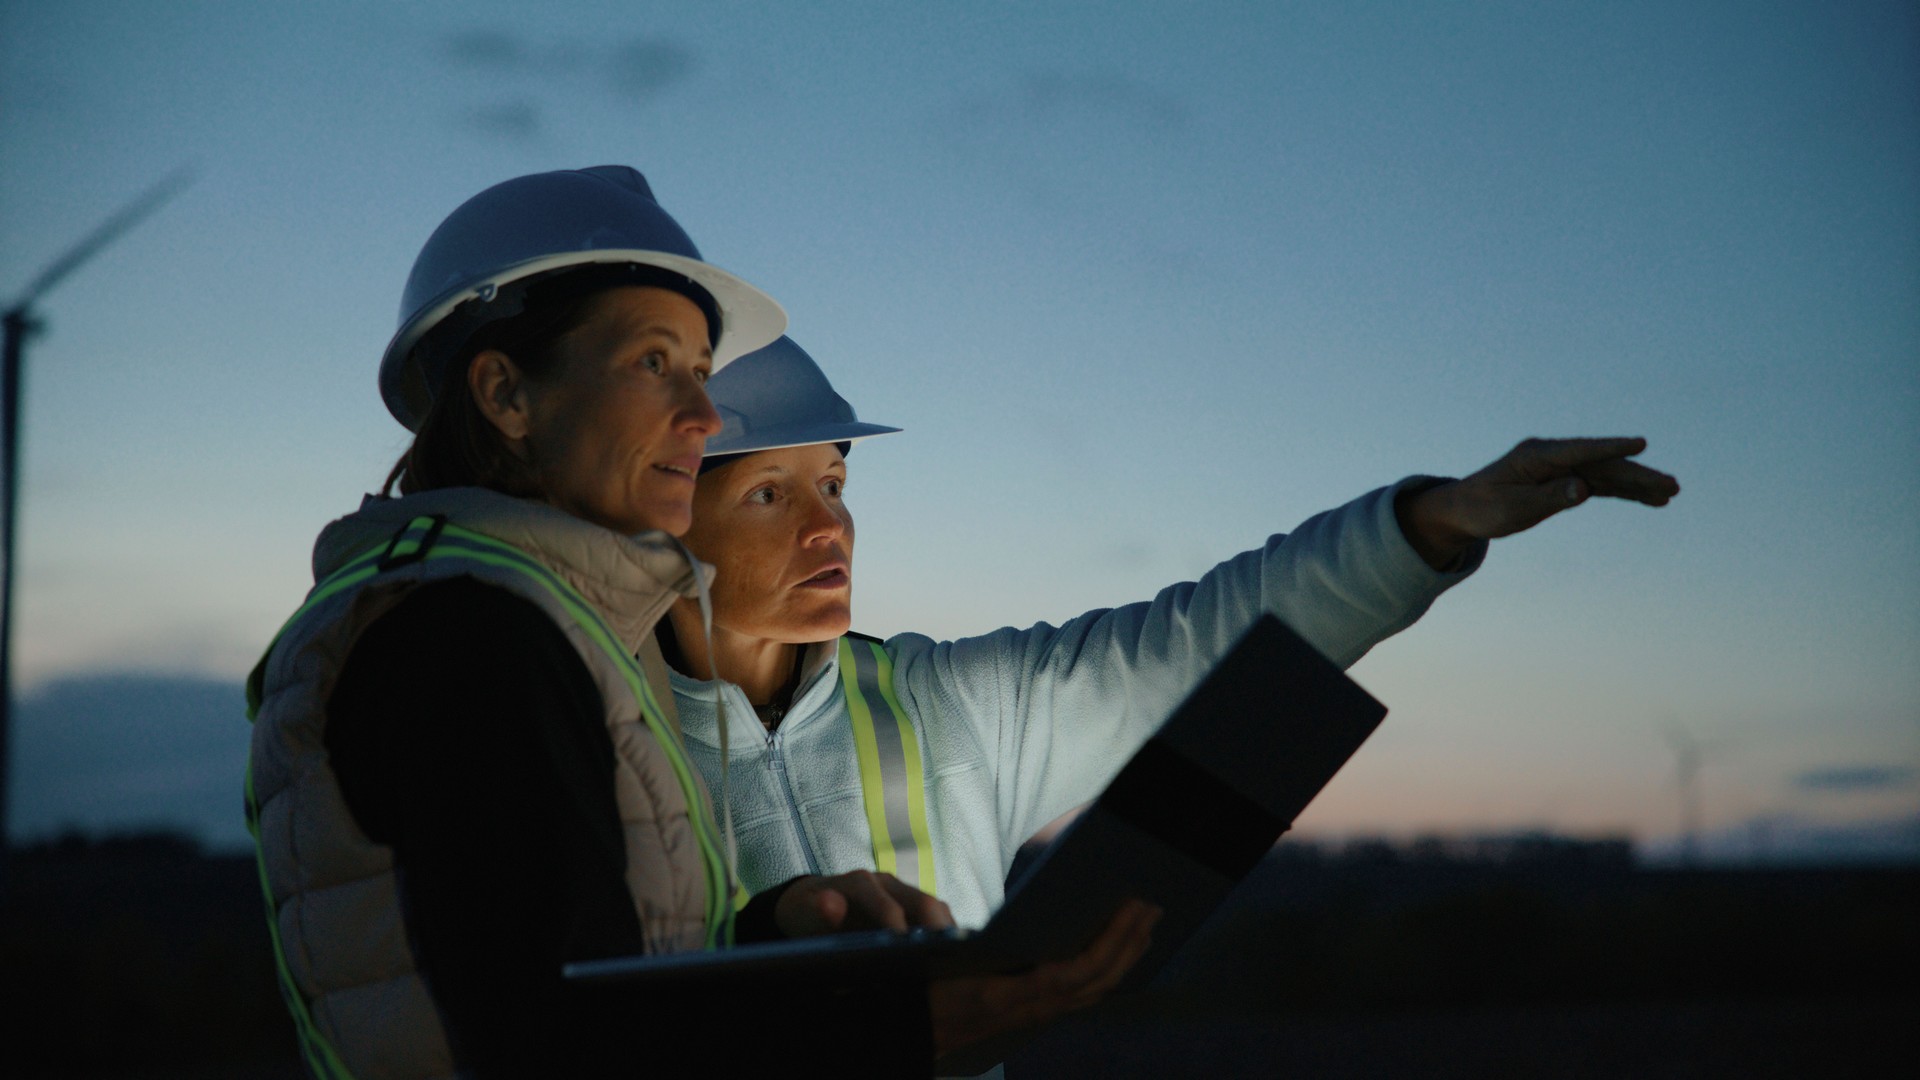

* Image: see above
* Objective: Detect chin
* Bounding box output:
[624,502,692,538]
[786,604,852,644]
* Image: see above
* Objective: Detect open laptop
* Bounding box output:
[565,613,1387,1066]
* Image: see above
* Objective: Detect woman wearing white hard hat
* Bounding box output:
[246,169,1142,1078]
[660,336,1680,933]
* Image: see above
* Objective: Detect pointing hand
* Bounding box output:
[1396,437,1680,570]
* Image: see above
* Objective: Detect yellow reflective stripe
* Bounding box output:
[866,641,937,898]
[839,640,899,877]
[244,763,358,1080]
[838,636,936,895]
[242,526,421,1076]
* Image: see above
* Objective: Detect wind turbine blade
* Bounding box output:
[12,165,198,310]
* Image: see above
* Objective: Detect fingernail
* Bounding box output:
[1564,480,1582,504]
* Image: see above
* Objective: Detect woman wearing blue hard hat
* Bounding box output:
[246,169,1139,1078]
[660,336,1679,933]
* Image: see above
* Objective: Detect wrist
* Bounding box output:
[744,875,812,942]
[1395,479,1475,572]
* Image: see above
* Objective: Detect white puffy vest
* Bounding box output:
[246,490,727,1079]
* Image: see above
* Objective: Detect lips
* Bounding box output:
[795,564,850,590]
[653,454,702,480]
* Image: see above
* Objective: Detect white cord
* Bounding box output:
[671,538,739,909]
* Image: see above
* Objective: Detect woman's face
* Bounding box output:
[518,286,720,536]
[680,443,855,645]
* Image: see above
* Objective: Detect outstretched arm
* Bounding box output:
[1397,437,1679,570]
[898,476,1478,855]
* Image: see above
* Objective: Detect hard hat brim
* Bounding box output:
[701,421,903,459]
[380,249,786,431]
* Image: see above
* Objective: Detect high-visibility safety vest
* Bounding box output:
[246,512,733,1080]
[837,634,936,896]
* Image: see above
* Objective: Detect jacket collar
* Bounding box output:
[671,638,840,749]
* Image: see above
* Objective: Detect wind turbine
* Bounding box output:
[1,167,195,889]
[1659,719,1738,869]
[1663,722,1705,866]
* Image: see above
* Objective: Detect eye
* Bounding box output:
[746,485,777,506]
[639,351,666,374]
[822,477,845,499]
[694,366,711,384]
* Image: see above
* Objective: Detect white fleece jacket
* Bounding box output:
[672,479,1483,928]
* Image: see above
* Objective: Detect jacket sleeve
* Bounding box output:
[890,479,1486,855]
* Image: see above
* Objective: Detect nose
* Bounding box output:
[800,487,848,547]
[677,374,723,437]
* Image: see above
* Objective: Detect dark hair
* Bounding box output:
[383,265,717,497]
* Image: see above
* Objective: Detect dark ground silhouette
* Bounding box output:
[3,832,1913,1078]
[1008,839,1916,1077]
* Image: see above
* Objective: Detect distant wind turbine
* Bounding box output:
[1,166,196,891]
[1660,719,1738,868]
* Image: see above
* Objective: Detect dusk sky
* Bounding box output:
[3,0,1915,858]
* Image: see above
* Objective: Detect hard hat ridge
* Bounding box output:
[700,336,901,468]
[380,166,786,431]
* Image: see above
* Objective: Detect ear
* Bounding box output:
[467,349,532,444]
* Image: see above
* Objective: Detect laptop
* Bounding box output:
[565,612,1387,1069]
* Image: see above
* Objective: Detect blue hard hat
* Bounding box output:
[702,336,900,459]
[380,166,785,431]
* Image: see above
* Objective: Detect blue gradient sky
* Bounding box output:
[3,1,1916,853]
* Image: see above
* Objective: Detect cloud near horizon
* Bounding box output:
[10,673,252,852]
[1794,765,1918,793]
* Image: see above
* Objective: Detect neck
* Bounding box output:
[663,602,804,708]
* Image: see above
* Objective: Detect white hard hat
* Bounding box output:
[702,336,900,462]
[380,166,786,430]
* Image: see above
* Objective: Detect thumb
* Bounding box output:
[1485,475,1590,538]
[1521,476,1588,524]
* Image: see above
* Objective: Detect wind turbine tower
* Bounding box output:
[1,167,195,891]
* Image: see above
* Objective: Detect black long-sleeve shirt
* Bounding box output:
[326,578,932,1075]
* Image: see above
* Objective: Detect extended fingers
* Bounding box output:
[1512,436,1649,473]
[1473,437,1679,520]
[1572,457,1679,506]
